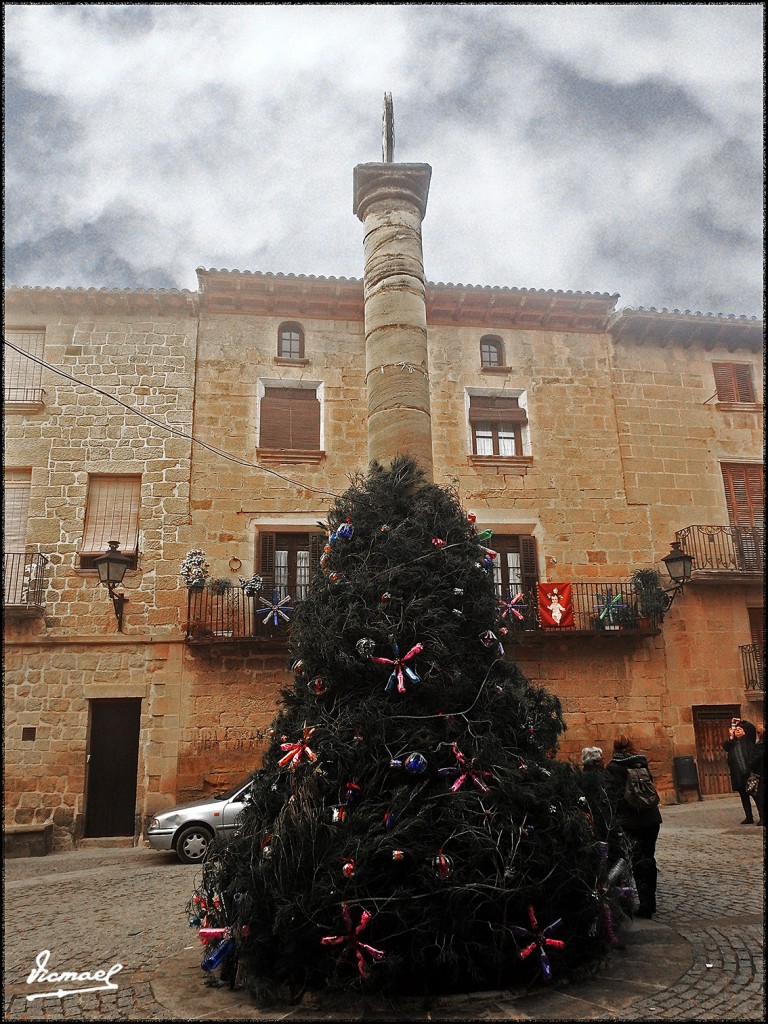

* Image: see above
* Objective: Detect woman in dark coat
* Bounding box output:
[723,719,759,824]
[748,723,763,826]
[605,735,663,919]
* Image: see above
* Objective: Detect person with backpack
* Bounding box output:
[605,735,662,919]
[723,718,759,824]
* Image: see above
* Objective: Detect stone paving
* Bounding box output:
[3,797,764,1021]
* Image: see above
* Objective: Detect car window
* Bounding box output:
[215,778,253,801]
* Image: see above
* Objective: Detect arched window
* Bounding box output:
[277,322,304,360]
[480,335,503,367]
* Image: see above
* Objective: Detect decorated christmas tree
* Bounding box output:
[190,456,634,1004]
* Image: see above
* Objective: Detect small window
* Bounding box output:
[79,475,141,569]
[22,727,36,742]
[4,329,45,403]
[713,363,756,404]
[259,386,321,451]
[469,395,527,456]
[259,532,324,603]
[278,322,305,360]
[480,335,504,368]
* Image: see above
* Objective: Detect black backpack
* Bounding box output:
[623,766,660,809]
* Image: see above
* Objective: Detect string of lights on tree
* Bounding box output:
[187,456,636,1005]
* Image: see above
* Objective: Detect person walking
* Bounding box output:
[581,745,622,859]
[605,735,662,919]
[748,723,764,827]
[723,718,759,824]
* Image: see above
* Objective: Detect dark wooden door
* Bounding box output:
[693,704,741,796]
[85,699,141,837]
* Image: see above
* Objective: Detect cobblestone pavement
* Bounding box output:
[3,797,764,1021]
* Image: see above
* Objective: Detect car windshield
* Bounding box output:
[214,778,252,801]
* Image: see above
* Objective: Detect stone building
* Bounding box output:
[3,157,763,854]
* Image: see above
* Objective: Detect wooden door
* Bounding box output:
[85,699,141,837]
[693,705,741,796]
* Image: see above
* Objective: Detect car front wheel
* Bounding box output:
[175,824,214,864]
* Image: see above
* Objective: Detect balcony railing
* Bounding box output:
[676,525,764,576]
[185,579,661,645]
[3,552,48,610]
[185,580,293,643]
[740,643,764,692]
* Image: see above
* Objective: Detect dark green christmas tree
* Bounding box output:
[190,457,634,1004]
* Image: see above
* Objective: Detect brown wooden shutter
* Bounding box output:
[713,363,755,403]
[260,388,320,450]
[259,532,276,591]
[748,607,765,654]
[309,533,324,578]
[519,535,539,592]
[468,395,527,424]
[721,464,764,529]
[81,476,141,557]
[733,365,756,403]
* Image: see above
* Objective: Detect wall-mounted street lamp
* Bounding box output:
[93,540,131,632]
[660,540,694,610]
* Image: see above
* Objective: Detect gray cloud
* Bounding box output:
[3,4,763,317]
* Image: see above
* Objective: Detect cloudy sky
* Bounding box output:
[4,3,763,317]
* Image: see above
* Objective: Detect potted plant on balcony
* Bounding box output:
[208,577,233,597]
[180,549,210,589]
[238,573,263,597]
[630,567,667,628]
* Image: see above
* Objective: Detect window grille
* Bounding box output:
[4,330,45,403]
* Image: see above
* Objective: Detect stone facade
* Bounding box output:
[3,227,763,853]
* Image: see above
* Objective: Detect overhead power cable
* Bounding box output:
[3,339,342,499]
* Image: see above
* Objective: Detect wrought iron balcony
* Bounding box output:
[675,525,764,578]
[3,552,48,613]
[740,643,764,692]
[185,580,294,643]
[184,578,661,646]
[496,581,662,639]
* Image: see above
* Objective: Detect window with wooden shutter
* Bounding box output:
[491,535,539,598]
[79,475,141,568]
[713,363,756,404]
[721,464,764,571]
[4,330,45,403]
[469,395,527,456]
[748,607,764,657]
[4,470,33,605]
[259,387,321,451]
[259,531,322,602]
[721,464,764,528]
[4,470,32,552]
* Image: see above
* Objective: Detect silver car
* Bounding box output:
[147,777,253,863]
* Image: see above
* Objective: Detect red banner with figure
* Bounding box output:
[538,583,574,628]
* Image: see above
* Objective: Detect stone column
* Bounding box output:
[353,162,433,481]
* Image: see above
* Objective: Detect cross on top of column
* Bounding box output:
[382,92,394,162]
